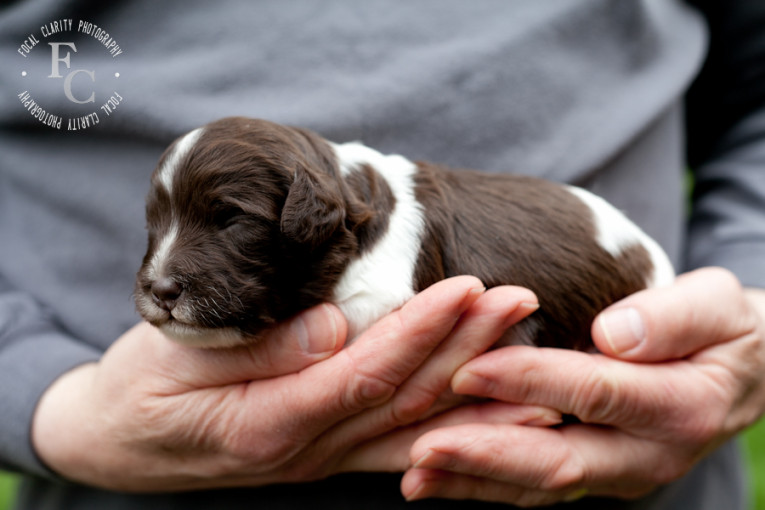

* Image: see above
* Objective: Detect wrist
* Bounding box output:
[31,362,102,484]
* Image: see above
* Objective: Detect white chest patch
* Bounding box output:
[330,142,425,340]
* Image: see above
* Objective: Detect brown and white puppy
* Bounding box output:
[135,117,674,350]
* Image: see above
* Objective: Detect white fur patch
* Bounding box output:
[330,142,425,340]
[566,186,675,287]
[149,222,178,280]
[158,127,204,195]
[159,321,245,349]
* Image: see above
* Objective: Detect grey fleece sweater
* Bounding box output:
[1,0,764,508]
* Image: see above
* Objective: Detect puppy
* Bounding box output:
[135,117,674,350]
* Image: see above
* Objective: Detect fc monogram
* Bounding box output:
[47,42,96,104]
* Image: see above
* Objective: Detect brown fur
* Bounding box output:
[137,118,374,337]
[412,163,650,350]
[136,117,658,350]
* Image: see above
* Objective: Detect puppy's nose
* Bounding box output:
[151,278,183,311]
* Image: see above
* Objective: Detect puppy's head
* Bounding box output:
[135,117,358,347]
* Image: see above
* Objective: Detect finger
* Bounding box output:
[240,276,488,448]
[593,267,756,361]
[338,402,561,473]
[402,468,651,504]
[405,422,668,503]
[401,469,573,506]
[144,302,349,387]
[451,345,709,427]
[391,286,539,420]
[371,286,537,424]
[316,285,539,458]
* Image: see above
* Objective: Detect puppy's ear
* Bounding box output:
[280,167,346,248]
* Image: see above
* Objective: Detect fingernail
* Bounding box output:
[520,301,540,312]
[412,449,438,469]
[404,481,428,502]
[504,301,540,329]
[525,409,563,427]
[598,307,645,354]
[295,304,338,354]
[412,449,455,470]
[412,450,434,469]
[451,370,494,396]
[464,285,486,305]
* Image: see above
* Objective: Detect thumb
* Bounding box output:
[242,303,350,378]
[592,267,753,362]
[148,303,349,387]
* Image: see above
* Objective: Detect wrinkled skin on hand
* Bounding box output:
[399,268,765,506]
[35,268,762,506]
[32,276,555,492]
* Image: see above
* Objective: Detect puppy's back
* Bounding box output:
[411,163,673,350]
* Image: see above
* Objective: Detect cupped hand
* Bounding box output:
[32,276,550,492]
[402,268,765,506]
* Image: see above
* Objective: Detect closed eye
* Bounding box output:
[219,211,246,230]
[211,200,246,230]
[226,212,245,228]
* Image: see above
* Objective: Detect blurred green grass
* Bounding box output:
[0,472,18,510]
[745,417,765,510]
[0,422,762,509]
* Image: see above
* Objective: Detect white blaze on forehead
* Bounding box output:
[149,127,203,279]
[158,127,204,195]
[149,222,179,280]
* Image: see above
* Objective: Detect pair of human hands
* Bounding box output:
[32,267,765,506]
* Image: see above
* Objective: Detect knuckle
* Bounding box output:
[391,394,431,426]
[278,449,331,483]
[390,384,446,425]
[667,380,731,445]
[344,369,397,411]
[571,365,621,423]
[334,350,400,413]
[673,410,726,449]
[669,267,745,343]
[650,454,695,485]
[540,451,586,492]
